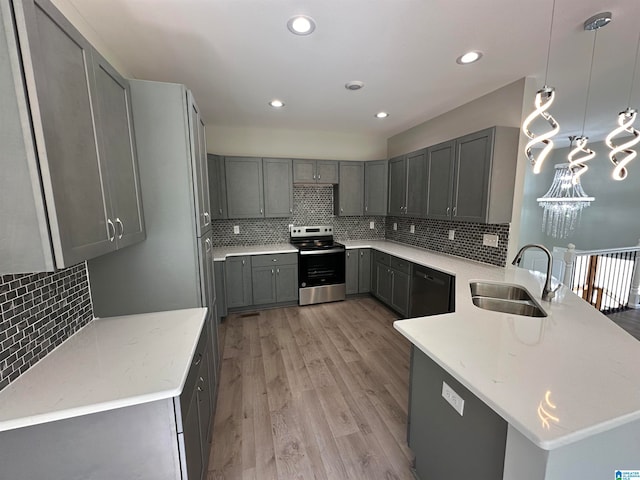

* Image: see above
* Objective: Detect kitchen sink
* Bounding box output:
[469,281,547,317]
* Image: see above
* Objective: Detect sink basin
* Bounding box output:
[470,281,534,301]
[470,296,547,317]
[469,281,547,317]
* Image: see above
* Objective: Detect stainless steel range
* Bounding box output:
[290,226,346,305]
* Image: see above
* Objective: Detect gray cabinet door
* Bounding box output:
[183,389,203,480]
[14,0,114,266]
[292,159,316,183]
[388,156,406,215]
[275,264,298,302]
[188,93,211,234]
[252,265,276,305]
[364,160,388,216]
[390,269,410,317]
[92,51,145,249]
[345,250,359,295]
[337,162,364,216]
[375,263,392,304]
[263,158,293,217]
[454,128,493,223]
[225,256,252,308]
[208,154,227,220]
[358,249,371,294]
[405,149,427,217]
[316,160,339,184]
[426,140,455,220]
[225,157,264,218]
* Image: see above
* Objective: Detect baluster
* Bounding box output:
[562,243,576,289]
[627,239,640,309]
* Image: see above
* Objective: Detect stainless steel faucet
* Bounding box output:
[511,244,557,302]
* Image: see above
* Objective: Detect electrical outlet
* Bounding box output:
[448,229,455,240]
[393,222,398,231]
[442,381,465,416]
[410,224,415,234]
[483,233,499,248]
[233,225,240,234]
[369,221,375,229]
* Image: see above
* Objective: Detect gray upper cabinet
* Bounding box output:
[425,140,455,220]
[388,150,427,217]
[263,158,293,217]
[208,154,227,219]
[0,0,145,274]
[225,157,264,218]
[293,159,338,184]
[425,127,519,224]
[336,161,364,216]
[364,160,388,216]
[188,94,211,235]
[92,51,145,249]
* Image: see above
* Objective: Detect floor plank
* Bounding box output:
[208,297,414,479]
[607,308,640,341]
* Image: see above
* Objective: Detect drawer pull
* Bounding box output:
[194,353,202,366]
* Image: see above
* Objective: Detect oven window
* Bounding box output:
[298,252,346,287]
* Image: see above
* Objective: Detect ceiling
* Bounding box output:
[66,0,640,144]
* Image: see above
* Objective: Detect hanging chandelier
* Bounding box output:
[537,163,595,239]
[522,0,560,174]
[606,29,640,181]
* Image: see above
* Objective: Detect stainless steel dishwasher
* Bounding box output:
[409,265,454,317]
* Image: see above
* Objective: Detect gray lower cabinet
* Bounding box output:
[225,256,253,308]
[263,158,293,217]
[208,154,228,219]
[0,325,213,480]
[345,248,371,295]
[409,346,507,479]
[425,127,519,224]
[293,159,339,184]
[251,253,298,305]
[336,161,364,216]
[0,0,145,274]
[225,157,264,218]
[364,160,388,216]
[214,261,227,319]
[373,252,411,317]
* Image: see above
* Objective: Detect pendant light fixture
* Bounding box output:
[537,158,595,239]
[567,14,608,183]
[522,0,560,175]
[606,31,640,181]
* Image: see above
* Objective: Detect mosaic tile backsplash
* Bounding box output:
[0,263,93,391]
[385,216,510,266]
[211,185,387,246]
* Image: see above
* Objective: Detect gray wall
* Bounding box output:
[0,263,93,391]
[519,139,640,251]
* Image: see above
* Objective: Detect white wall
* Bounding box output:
[50,0,131,77]
[205,125,387,160]
[519,139,640,251]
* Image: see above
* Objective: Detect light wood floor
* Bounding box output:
[207,297,415,480]
[607,308,640,341]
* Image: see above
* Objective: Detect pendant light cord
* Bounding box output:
[627,32,640,107]
[581,30,598,135]
[544,0,557,86]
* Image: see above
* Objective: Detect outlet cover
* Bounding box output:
[483,233,499,248]
[448,229,455,240]
[410,224,415,234]
[393,222,398,231]
[442,381,465,416]
[233,225,240,234]
[369,221,375,229]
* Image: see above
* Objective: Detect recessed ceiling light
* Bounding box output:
[269,99,285,108]
[287,15,316,35]
[456,51,483,64]
[345,81,365,91]
[375,112,389,119]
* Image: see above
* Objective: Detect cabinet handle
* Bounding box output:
[453,206,457,217]
[194,353,202,366]
[271,268,274,275]
[318,174,321,180]
[242,259,245,266]
[107,219,116,242]
[204,211,210,225]
[115,218,124,239]
[260,208,263,214]
[219,208,223,214]
[277,268,280,274]
[272,258,277,262]
[447,207,450,216]
[360,251,363,257]
[347,252,350,258]
[290,208,293,213]
[313,174,316,180]
[340,208,344,213]
[205,238,212,252]
[197,377,205,392]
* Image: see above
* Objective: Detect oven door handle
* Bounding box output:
[299,248,346,256]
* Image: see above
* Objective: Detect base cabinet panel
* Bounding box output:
[409,346,507,479]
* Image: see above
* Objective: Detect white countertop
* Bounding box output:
[0,308,206,433]
[340,240,640,451]
[213,243,297,261]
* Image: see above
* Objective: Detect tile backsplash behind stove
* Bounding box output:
[211,185,386,246]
